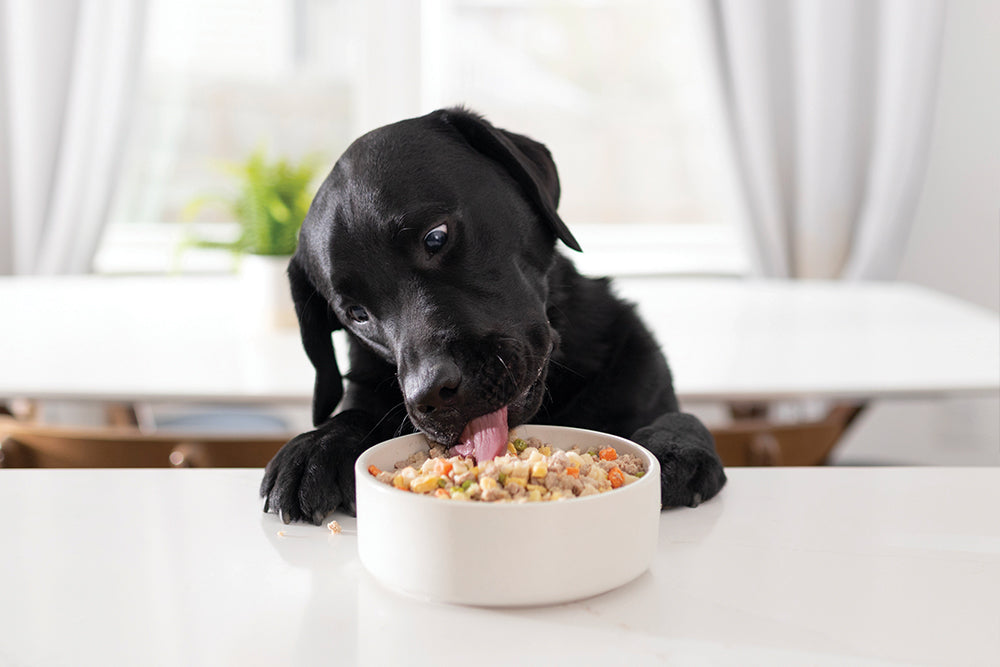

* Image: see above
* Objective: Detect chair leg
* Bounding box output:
[2,399,39,421]
[105,402,139,427]
[713,401,867,466]
[0,436,32,467]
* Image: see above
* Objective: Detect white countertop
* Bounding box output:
[1,467,997,666]
[1,275,997,405]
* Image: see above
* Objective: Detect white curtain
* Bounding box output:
[0,0,146,275]
[707,0,945,279]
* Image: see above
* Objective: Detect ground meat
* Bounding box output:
[617,453,645,477]
[398,449,429,469]
[547,450,569,474]
[481,486,511,502]
[505,482,527,499]
[453,469,477,485]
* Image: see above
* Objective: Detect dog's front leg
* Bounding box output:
[260,409,393,524]
[631,413,727,508]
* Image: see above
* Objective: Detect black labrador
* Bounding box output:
[261,108,726,524]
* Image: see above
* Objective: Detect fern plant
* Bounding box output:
[185,148,323,257]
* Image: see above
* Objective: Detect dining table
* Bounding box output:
[1,274,997,407]
[0,466,997,666]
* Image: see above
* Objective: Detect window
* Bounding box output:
[100,0,745,275]
[107,0,361,228]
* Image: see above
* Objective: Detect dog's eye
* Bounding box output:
[423,223,448,254]
[346,305,370,323]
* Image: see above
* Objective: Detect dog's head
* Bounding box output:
[289,108,580,449]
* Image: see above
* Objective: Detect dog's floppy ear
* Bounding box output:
[288,256,343,426]
[439,108,582,252]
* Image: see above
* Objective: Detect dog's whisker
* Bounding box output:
[394,413,412,438]
[495,336,557,366]
[375,375,402,393]
[510,349,581,378]
[362,402,409,444]
[541,357,581,377]
[496,353,518,387]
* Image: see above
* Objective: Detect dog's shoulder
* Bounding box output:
[545,254,651,354]
[541,254,677,431]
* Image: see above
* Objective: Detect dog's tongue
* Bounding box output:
[451,406,509,463]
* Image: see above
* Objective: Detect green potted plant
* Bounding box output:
[184,148,324,329]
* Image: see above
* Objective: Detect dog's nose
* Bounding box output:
[407,361,462,415]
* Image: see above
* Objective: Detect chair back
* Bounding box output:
[0,417,287,468]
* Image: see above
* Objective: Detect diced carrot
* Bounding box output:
[566,467,580,478]
[368,464,382,477]
[433,460,453,476]
[598,447,618,461]
[608,466,625,489]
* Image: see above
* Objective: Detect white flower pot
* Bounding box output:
[240,254,298,331]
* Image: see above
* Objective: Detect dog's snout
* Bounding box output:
[407,361,462,415]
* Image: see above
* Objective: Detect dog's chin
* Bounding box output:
[409,362,549,447]
[411,412,463,448]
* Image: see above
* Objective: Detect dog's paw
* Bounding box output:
[260,412,376,524]
[632,412,727,509]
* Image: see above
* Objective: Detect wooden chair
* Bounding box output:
[0,417,288,468]
[710,403,864,466]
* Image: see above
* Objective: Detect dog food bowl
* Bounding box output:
[355,425,661,606]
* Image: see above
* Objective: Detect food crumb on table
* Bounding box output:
[327,520,342,534]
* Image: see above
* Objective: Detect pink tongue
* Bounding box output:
[451,406,509,463]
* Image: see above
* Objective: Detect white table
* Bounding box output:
[0,467,996,666]
[1,275,997,405]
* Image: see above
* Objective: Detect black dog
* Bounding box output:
[261,108,726,524]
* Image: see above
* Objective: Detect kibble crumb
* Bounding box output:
[327,520,342,534]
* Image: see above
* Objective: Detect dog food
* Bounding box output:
[368,436,646,502]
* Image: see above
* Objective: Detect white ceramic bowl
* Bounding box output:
[355,424,661,606]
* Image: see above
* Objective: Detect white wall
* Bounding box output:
[897,0,1000,313]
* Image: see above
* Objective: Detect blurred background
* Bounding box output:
[1,0,997,467]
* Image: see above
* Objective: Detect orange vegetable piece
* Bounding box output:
[433,460,453,476]
[598,447,618,461]
[608,466,625,489]
[566,467,579,478]
[368,464,382,477]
